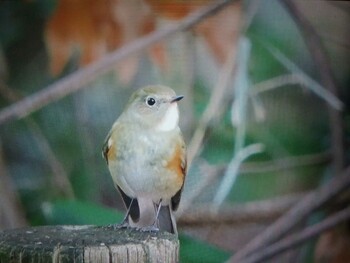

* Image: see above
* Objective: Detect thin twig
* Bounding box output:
[194,151,330,183]
[240,151,330,174]
[241,206,350,263]
[229,166,350,262]
[281,0,345,174]
[186,38,238,165]
[178,38,239,215]
[214,143,264,206]
[177,161,218,217]
[0,0,237,125]
[211,152,331,178]
[213,38,257,207]
[250,73,301,95]
[263,44,342,110]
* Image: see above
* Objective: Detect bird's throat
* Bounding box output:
[156,104,179,132]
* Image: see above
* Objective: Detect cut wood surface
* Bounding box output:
[0,225,179,263]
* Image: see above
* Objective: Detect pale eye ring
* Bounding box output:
[146,97,156,106]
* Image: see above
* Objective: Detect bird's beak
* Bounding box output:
[170,95,184,103]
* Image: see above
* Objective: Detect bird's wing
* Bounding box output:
[171,135,187,211]
[102,124,140,222]
[102,130,112,164]
[117,185,140,222]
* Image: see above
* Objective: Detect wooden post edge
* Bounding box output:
[0,225,179,263]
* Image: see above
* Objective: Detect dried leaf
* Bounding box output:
[315,228,350,263]
[45,0,242,83]
[45,0,122,75]
[145,0,212,20]
[194,2,241,64]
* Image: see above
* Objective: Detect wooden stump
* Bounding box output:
[0,225,179,263]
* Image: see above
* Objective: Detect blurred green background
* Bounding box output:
[0,0,349,262]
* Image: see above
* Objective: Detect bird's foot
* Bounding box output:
[108,222,130,230]
[138,225,160,233]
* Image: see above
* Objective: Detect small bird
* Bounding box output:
[102,85,186,235]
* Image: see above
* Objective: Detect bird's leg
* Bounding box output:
[151,199,163,230]
[110,199,135,229]
[140,199,162,232]
[154,199,163,225]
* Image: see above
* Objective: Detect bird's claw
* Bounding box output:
[108,222,130,230]
[138,225,160,233]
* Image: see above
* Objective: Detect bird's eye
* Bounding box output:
[146,97,156,106]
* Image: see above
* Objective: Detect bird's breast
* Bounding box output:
[108,125,184,201]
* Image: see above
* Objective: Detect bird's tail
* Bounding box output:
[158,204,177,235]
[129,197,178,235]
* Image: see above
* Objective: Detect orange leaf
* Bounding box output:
[194,2,242,64]
[45,0,122,76]
[145,0,212,20]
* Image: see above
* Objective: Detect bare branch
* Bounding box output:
[229,166,350,262]
[178,193,304,226]
[241,206,350,263]
[0,0,237,125]
[0,81,74,198]
[240,151,330,174]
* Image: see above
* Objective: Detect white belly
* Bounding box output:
[108,130,181,203]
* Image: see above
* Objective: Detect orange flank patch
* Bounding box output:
[107,141,117,162]
[166,144,186,185]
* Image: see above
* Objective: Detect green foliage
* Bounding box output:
[42,200,124,226]
[179,234,230,263]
